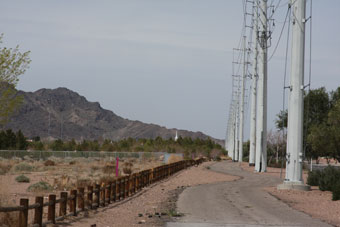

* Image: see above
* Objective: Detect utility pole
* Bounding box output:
[255,0,268,172]
[278,0,310,190]
[249,1,258,166]
[234,75,240,162]
[238,36,247,163]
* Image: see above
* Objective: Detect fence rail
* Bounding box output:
[0,158,204,227]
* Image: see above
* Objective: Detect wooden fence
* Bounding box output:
[0,159,204,227]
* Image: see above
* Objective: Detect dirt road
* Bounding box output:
[167,161,331,227]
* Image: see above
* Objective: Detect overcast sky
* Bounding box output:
[1,0,340,140]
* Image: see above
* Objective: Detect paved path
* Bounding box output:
[166,161,331,227]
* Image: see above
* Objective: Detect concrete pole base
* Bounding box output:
[277,181,311,191]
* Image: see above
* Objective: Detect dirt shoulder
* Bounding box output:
[241,162,340,227]
[63,161,238,227]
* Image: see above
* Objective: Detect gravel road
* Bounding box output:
[167,161,331,227]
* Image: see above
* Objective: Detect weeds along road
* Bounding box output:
[166,161,331,227]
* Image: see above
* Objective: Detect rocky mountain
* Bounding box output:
[5,87,221,143]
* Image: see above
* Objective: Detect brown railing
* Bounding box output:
[0,158,204,227]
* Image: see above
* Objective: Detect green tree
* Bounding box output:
[307,123,331,161]
[50,139,64,151]
[304,87,330,127]
[275,110,288,130]
[327,99,340,161]
[0,34,31,125]
[16,130,27,150]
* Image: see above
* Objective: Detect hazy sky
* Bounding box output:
[1,0,339,140]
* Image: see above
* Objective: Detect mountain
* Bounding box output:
[5,87,221,143]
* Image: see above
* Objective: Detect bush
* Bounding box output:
[319,166,340,191]
[102,164,115,174]
[123,162,133,175]
[44,160,55,166]
[15,175,30,183]
[213,156,221,162]
[267,159,286,168]
[332,181,340,201]
[28,181,53,192]
[14,163,34,172]
[307,170,322,186]
[0,163,12,175]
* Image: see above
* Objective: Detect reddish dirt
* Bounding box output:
[241,162,340,227]
[62,161,238,227]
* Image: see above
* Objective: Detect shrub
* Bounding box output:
[332,181,340,201]
[27,181,53,192]
[91,165,100,172]
[123,167,132,175]
[14,163,34,172]
[267,159,286,168]
[123,162,133,175]
[15,175,30,183]
[102,164,115,174]
[319,166,340,191]
[44,160,55,166]
[214,156,222,162]
[307,170,322,186]
[0,163,12,175]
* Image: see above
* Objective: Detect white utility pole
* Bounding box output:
[234,77,240,162]
[255,0,267,172]
[278,0,310,190]
[238,36,246,163]
[249,1,258,166]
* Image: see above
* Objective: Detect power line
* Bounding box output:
[268,5,291,62]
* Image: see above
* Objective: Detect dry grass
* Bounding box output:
[102,164,115,174]
[98,175,116,185]
[168,154,183,164]
[0,156,163,215]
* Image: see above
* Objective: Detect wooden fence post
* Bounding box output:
[78,188,85,211]
[34,196,43,227]
[112,181,117,202]
[136,174,139,191]
[95,184,100,208]
[126,176,130,197]
[88,186,93,209]
[134,174,137,194]
[117,179,121,201]
[101,184,106,207]
[48,194,56,224]
[60,192,67,217]
[19,198,28,227]
[106,183,111,204]
[70,190,77,216]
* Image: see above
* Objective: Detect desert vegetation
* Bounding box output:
[0,134,225,160]
[307,166,340,201]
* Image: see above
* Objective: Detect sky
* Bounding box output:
[0,0,339,140]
